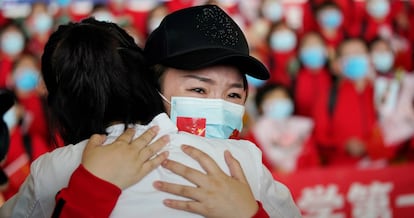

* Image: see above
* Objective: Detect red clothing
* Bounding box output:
[294,67,332,117]
[312,80,381,166]
[1,127,30,200]
[53,165,121,218]
[0,55,13,88]
[267,51,297,87]
[53,165,270,218]
[18,94,50,144]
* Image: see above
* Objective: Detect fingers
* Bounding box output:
[224,150,248,184]
[153,181,201,201]
[85,134,106,149]
[160,158,205,185]
[140,151,169,176]
[181,145,221,175]
[162,199,204,215]
[139,135,169,160]
[130,126,160,150]
[116,128,136,144]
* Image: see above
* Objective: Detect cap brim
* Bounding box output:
[159,48,270,80]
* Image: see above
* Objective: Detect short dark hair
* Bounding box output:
[42,18,164,145]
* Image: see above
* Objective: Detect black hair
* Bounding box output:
[42,17,164,145]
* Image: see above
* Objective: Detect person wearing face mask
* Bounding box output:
[0,53,53,201]
[0,22,26,88]
[261,0,284,24]
[362,0,396,42]
[311,38,384,167]
[142,5,299,217]
[266,21,299,87]
[314,2,345,60]
[1,7,301,218]
[242,83,320,174]
[25,2,54,59]
[370,37,414,162]
[8,53,51,147]
[294,32,332,117]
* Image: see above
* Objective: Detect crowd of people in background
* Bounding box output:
[1,0,414,204]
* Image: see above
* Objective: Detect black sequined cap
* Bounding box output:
[144,4,269,80]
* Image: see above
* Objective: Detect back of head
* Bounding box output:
[42,18,163,145]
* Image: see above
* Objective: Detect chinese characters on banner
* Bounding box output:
[274,163,414,217]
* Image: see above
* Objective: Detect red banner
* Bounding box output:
[274,163,414,218]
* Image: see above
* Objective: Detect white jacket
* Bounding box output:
[0,113,301,218]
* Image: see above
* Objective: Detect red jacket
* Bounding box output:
[312,79,381,166]
[294,67,332,117]
[53,165,270,218]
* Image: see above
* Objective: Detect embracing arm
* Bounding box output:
[153,145,269,218]
[52,127,170,218]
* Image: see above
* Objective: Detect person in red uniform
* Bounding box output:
[0,22,26,89]
[243,83,320,173]
[313,1,346,60]
[266,21,298,87]
[294,31,332,117]
[312,38,383,167]
[370,37,414,162]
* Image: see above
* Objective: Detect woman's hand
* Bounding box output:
[153,145,258,218]
[82,126,169,189]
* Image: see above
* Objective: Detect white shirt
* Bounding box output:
[0,113,301,218]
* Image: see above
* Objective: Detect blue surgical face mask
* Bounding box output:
[33,13,53,34]
[342,55,370,80]
[263,98,293,120]
[14,68,39,92]
[3,106,17,130]
[56,0,71,7]
[371,51,394,73]
[299,46,327,69]
[262,1,283,22]
[247,75,266,88]
[318,9,343,29]
[169,96,245,139]
[1,31,24,56]
[367,0,390,19]
[270,30,297,52]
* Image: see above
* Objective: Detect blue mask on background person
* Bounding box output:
[262,1,283,22]
[247,75,266,88]
[264,99,293,120]
[299,46,326,69]
[15,69,39,92]
[1,31,24,56]
[170,96,245,139]
[342,55,369,80]
[318,9,343,29]
[270,30,297,52]
[367,0,390,19]
[3,106,17,130]
[33,13,53,34]
[56,0,71,7]
[372,51,394,74]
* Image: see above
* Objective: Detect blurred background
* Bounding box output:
[1,0,414,216]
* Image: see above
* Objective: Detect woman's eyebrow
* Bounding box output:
[182,74,214,84]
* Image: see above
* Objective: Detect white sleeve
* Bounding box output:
[0,170,46,218]
[259,166,302,218]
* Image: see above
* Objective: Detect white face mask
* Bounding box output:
[166,96,245,139]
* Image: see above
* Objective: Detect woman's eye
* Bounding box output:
[190,88,205,94]
[228,93,242,99]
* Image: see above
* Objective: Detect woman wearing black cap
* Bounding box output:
[58,5,300,218]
